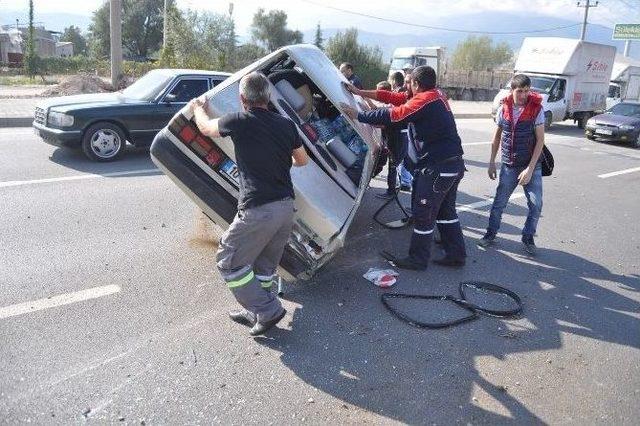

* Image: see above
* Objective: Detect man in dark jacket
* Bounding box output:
[342,66,466,270]
[477,74,545,255]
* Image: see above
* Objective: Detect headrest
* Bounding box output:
[275,79,306,113]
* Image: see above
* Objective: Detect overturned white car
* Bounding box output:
[150,44,382,280]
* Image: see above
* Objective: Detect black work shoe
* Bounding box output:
[386,255,427,271]
[228,309,256,327]
[250,309,287,336]
[477,233,496,248]
[522,236,537,256]
[432,256,465,267]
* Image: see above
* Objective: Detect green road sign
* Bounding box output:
[613,23,640,40]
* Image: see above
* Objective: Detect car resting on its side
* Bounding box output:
[150,44,382,281]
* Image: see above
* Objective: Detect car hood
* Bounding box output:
[592,113,640,126]
[36,93,145,111]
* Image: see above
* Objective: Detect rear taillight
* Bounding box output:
[169,113,225,168]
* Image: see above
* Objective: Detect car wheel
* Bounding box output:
[544,111,552,130]
[586,135,596,141]
[633,134,640,149]
[82,122,126,162]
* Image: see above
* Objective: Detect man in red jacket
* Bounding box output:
[478,74,546,255]
[342,66,466,270]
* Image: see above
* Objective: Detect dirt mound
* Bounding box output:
[40,74,114,97]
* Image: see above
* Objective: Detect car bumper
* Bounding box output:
[585,126,639,143]
[33,121,82,148]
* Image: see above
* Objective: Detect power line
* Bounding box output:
[298,0,582,35]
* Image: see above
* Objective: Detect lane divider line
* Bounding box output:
[598,166,640,179]
[457,193,525,213]
[0,285,121,319]
[0,168,160,188]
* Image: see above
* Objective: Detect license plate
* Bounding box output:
[220,159,240,186]
[595,128,613,135]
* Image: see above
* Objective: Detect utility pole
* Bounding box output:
[577,0,598,41]
[163,0,168,50]
[110,0,122,89]
[624,40,631,57]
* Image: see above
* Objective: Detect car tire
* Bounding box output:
[586,135,596,141]
[82,122,127,162]
[577,112,590,130]
[633,134,640,149]
[544,111,552,130]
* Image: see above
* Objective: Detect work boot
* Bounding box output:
[432,256,465,267]
[522,235,537,256]
[228,309,256,327]
[386,255,427,271]
[477,231,496,248]
[250,308,287,336]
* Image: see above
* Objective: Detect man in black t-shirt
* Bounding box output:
[190,72,308,336]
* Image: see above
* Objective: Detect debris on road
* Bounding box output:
[363,267,399,288]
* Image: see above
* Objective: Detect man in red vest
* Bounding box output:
[478,74,546,255]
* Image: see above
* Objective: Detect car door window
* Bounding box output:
[167,79,209,103]
[210,77,225,88]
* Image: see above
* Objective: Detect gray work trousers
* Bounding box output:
[216,197,294,322]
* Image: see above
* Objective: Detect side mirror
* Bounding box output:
[164,93,177,103]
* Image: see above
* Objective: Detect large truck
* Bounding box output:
[491,37,616,129]
[606,55,640,109]
[389,47,444,78]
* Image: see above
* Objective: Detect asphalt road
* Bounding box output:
[1,121,639,424]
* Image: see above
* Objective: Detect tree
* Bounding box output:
[451,36,513,71]
[88,0,174,60]
[234,43,268,69]
[60,25,87,56]
[314,22,323,50]
[325,28,387,88]
[250,8,302,52]
[165,8,237,71]
[23,0,38,78]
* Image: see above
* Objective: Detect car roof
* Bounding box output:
[153,68,232,78]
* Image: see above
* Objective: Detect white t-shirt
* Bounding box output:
[497,103,545,126]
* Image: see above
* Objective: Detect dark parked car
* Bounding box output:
[33,69,230,161]
[585,102,640,148]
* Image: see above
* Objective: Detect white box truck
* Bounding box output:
[389,47,444,78]
[491,37,616,128]
[606,55,640,109]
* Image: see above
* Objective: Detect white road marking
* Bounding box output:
[0,168,160,188]
[598,166,640,179]
[0,285,121,319]
[462,141,492,146]
[457,192,525,212]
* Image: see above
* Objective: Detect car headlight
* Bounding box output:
[48,111,74,127]
[619,124,636,131]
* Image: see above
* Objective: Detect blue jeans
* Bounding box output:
[487,163,543,238]
[398,161,413,187]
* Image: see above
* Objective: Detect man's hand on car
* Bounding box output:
[343,82,362,97]
[339,102,358,119]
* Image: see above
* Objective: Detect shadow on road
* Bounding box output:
[47,145,160,177]
[255,189,639,423]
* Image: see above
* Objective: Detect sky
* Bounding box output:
[1,0,639,36]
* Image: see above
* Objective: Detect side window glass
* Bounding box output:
[168,79,209,103]
[210,77,225,88]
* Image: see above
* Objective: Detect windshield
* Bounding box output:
[607,103,640,117]
[529,77,556,94]
[121,70,174,101]
[390,57,413,70]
